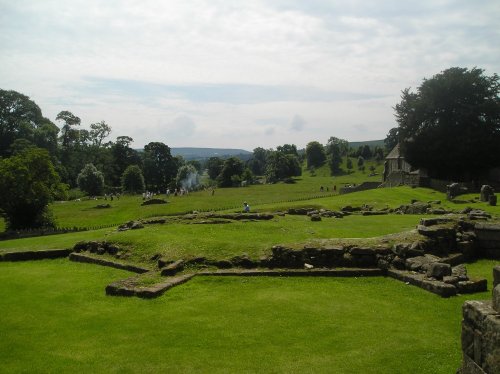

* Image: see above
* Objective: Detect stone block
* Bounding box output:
[462,323,475,358]
[482,315,500,374]
[426,262,451,279]
[349,247,374,255]
[457,279,488,294]
[457,241,477,260]
[462,301,497,331]
[493,266,500,288]
[443,276,459,284]
[493,284,500,313]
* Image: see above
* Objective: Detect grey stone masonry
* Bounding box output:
[460,266,500,374]
[494,266,500,313]
[474,223,500,259]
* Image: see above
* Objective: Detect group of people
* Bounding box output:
[319,185,337,192]
[142,191,157,200]
[166,188,190,197]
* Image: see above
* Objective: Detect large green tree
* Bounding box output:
[217,157,244,187]
[395,67,500,180]
[247,147,268,176]
[305,141,326,168]
[0,89,57,157]
[0,148,63,229]
[142,142,177,190]
[265,150,301,183]
[325,137,348,175]
[206,157,224,180]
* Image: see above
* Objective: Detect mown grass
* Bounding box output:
[0,214,425,260]
[103,214,424,263]
[1,161,499,373]
[0,258,497,373]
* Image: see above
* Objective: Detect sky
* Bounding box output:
[1,0,499,151]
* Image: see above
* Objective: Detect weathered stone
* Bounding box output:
[349,247,374,255]
[426,262,451,279]
[391,256,406,270]
[215,260,233,269]
[468,210,492,220]
[407,241,425,258]
[310,214,322,221]
[405,256,433,272]
[494,266,500,288]
[392,243,410,257]
[118,220,144,231]
[427,208,451,215]
[492,284,500,312]
[461,298,500,374]
[457,279,487,294]
[157,257,173,268]
[387,269,457,297]
[453,264,469,281]
[141,198,167,206]
[287,208,313,215]
[160,259,184,276]
[443,275,459,284]
[489,195,497,206]
[306,210,319,216]
[399,202,431,214]
[231,255,257,268]
[417,225,456,240]
[377,257,390,270]
[361,211,388,216]
[419,217,454,227]
[373,245,392,255]
[480,185,494,202]
[142,218,166,225]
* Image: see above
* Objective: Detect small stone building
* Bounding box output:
[382,144,427,187]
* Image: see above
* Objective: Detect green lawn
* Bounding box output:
[0,258,497,373]
[0,214,425,262]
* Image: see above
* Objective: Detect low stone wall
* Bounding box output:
[0,248,72,261]
[69,253,150,274]
[459,266,500,374]
[197,268,384,277]
[106,274,195,298]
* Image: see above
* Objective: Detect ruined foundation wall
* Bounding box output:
[460,265,500,374]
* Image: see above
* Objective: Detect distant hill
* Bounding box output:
[171,147,252,160]
[348,140,385,149]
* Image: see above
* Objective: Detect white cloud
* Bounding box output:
[290,115,306,132]
[0,0,499,150]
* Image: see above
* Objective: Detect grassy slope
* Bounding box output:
[0,258,497,373]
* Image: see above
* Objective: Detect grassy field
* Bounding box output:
[1,161,499,373]
[0,258,497,373]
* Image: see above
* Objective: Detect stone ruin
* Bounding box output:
[459,265,500,374]
[65,209,500,299]
[480,185,497,206]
